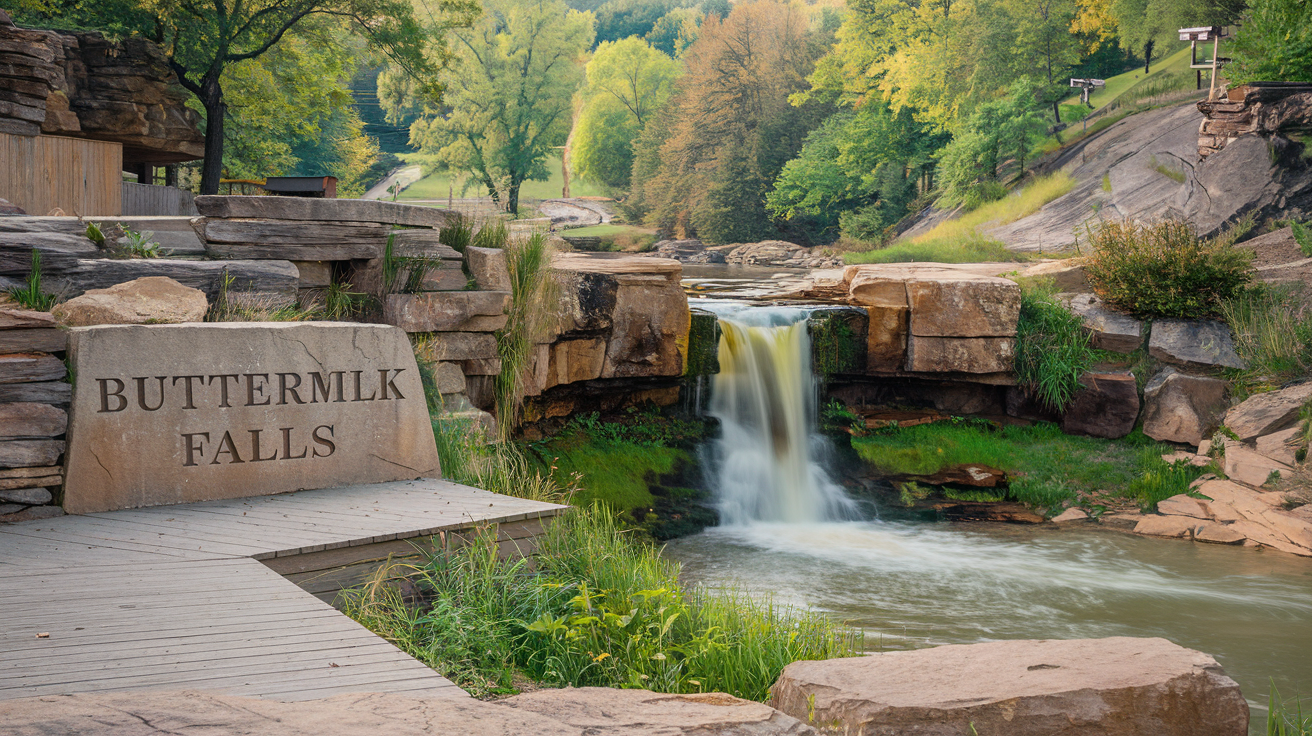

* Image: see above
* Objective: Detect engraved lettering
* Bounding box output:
[334,371,346,402]
[134,376,167,411]
[280,427,308,460]
[210,431,245,464]
[98,378,127,412]
[309,372,335,403]
[351,371,376,402]
[378,368,405,400]
[181,432,210,466]
[172,375,205,410]
[311,425,336,457]
[248,429,278,462]
[278,372,306,405]
[244,373,271,406]
[208,374,241,408]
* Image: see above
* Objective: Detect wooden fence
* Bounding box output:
[121,182,197,216]
[0,132,122,216]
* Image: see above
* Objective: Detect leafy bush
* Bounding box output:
[342,508,860,699]
[119,227,163,258]
[1015,282,1097,411]
[1292,221,1312,256]
[1228,0,1312,85]
[1082,219,1252,318]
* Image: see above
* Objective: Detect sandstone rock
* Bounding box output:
[46,258,298,304]
[1198,438,1212,455]
[0,380,70,405]
[847,267,910,308]
[465,246,512,291]
[1224,383,1312,441]
[199,218,388,260]
[505,687,815,735]
[432,362,466,394]
[292,261,332,288]
[195,196,456,229]
[0,503,63,522]
[1223,442,1292,487]
[1020,259,1089,292]
[905,336,1015,373]
[1051,507,1090,522]
[0,402,66,438]
[416,332,499,362]
[0,473,59,491]
[0,486,52,504]
[384,291,510,333]
[770,637,1247,736]
[415,266,469,292]
[1066,293,1142,352]
[1061,372,1139,439]
[602,275,689,379]
[62,323,439,514]
[1134,514,1197,538]
[0,502,27,515]
[865,305,908,372]
[906,274,1020,337]
[0,352,65,383]
[1148,319,1245,370]
[1255,426,1301,466]
[0,439,63,467]
[0,326,65,353]
[52,276,207,326]
[0,306,56,329]
[1141,367,1229,445]
[461,358,502,376]
[1229,520,1309,556]
[390,229,463,259]
[1100,511,1147,529]
[547,338,607,388]
[1157,494,1213,519]
[0,231,100,275]
[1193,523,1246,544]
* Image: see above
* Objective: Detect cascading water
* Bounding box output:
[703,304,858,525]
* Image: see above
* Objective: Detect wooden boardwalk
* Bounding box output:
[0,479,567,702]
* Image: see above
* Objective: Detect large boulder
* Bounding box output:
[384,291,510,333]
[1224,382,1312,441]
[465,246,512,291]
[1065,293,1142,353]
[906,273,1020,338]
[905,336,1015,373]
[51,276,207,326]
[1141,367,1229,445]
[1148,319,1245,370]
[769,638,1248,736]
[1061,372,1139,439]
[1222,441,1292,487]
[504,687,816,735]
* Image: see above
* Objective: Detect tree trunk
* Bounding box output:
[507,181,520,216]
[1143,40,1154,75]
[1052,100,1062,124]
[198,76,226,196]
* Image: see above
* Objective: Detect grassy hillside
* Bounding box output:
[396,154,608,202]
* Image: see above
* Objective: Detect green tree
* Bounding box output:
[1229,0,1312,83]
[645,6,701,55]
[573,37,679,191]
[935,78,1048,207]
[1010,0,1082,122]
[411,0,594,214]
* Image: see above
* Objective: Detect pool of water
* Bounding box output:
[665,520,1312,727]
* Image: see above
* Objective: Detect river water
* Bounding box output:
[672,303,1312,728]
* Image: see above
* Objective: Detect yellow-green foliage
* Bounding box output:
[1083,219,1252,318]
[909,173,1076,245]
[844,234,1024,265]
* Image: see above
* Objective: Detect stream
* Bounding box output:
[670,301,1312,729]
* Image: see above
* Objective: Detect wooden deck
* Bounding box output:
[0,479,568,702]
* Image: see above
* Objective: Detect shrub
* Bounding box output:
[1219,283,1312,393]
[1014,282,1097,411]
[1082,219,1252,318]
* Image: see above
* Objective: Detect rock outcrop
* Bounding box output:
[1141,367,1228,445]
[52,276,207,326]
[0,18,202,161]
[1148,319,1244,370]
[504,687,817,735]
[1223,383,1312,441]
[1065,293,1142,353]
[770,637,1248,736]
[1061,372,1139,439]
[0,304,66,523]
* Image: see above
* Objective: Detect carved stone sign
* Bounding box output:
[63,322,440,514]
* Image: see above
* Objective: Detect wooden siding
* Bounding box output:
[0,133,122,217]
[121,182,198,216]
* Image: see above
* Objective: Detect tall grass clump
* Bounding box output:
[341,508,860,699]
[6,250,57,311]
[439,216,475,254]
[1014,280,1097,411]
[1082,219,1252,317]
[494,231,559,439]
[432,414,572,504]
[1220,283,1312,393]
[1268,683,1312,736]
[472,218,510,250]
[910,172,1076,245]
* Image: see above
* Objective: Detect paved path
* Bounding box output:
[0,479,567,702]
[362,165,422,201]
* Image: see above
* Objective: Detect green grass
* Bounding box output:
[844,233,1026,264]
[1060,47,1194,110]
[342,490,859,700]
[1014,283,1100,412]
[6,249,56,311]
[1269,682,1312,736]
[849,420,1207,513]
[907,172,1076,247]
[1220,283,1312,395]
[559,223,658,252]
[398,154,607,203]
[1150,155,1187,183]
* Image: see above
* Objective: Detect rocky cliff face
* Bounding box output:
[0,12,202,163]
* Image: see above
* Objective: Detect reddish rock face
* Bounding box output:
[1061,372,1139,439]
[770,637,1249,736]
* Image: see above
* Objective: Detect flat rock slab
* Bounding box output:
[46,258,298,303]
[384,291,510,333]
[1148,319,1244,370]
[1224,382,1312,441]
[62,322,440,514]
[194,195,458,229]
[0,402,66,439]
[0,231,99,275]
[52,276,208,326]
[1066,293,1142,352]
[0,352,64,384]
[770,637,1248,736]
[504,687,817,735]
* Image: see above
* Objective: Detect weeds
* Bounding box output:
[844,234,1024,265]
[207,271,320,322]
[433,415,574,505]
[341,508,860,700]
[324,281,368,320]
[1220,283,1312,393]
[440,216,475,254]
[909,173,1075,245]
[119,227,164,258]
[6,250,56,311]
[1082,219,1252,318]
[1014,281,1097,411]
[1268,682,1312,736]
[1292,221,1312,257]
[1149,155,1187,184]
[494,232,559,439]
[473,218,510,250]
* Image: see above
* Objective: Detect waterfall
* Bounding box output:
[704,304,858,525]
